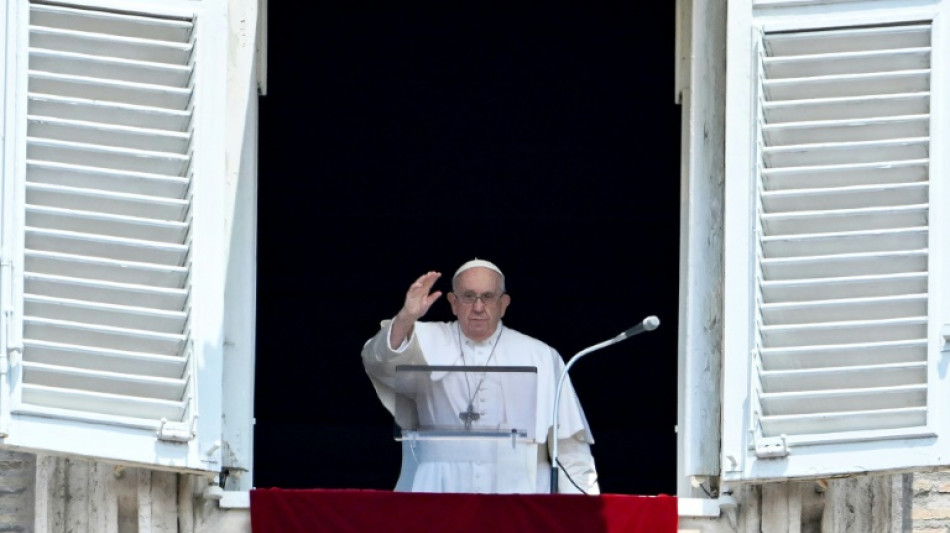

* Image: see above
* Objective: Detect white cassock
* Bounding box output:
[362,319,600,494]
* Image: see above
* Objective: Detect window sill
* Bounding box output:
[678,496,723,517]
[226,491,724,517]
[220,491,250,509]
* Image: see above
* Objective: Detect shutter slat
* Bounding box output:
[763,160,928,190]
[23,362,186,401]
[761,272,927,302]
[762,249,927,280]
[28,94,191,131]
[29,115,190,153]
[761,317,927,348]
[763,138,929,167]
[30,4,193,42]
[27,180,189,218]
[25,250,187,289]
[765,70,930,101]
[764,93,929,123]
[761,294,926,325]
[25,273,188,311]
[30,28,193,66]
[27,161,188,198]
[761,339,927,370]
[29,72,191,109]
[24,317,185,356]
[762,363,926,393]
[763,24,930,56]
[761,227,926,258]
[762,385,926,415]
[27,138,189,175]
[761,183,927,212]
[28,48,191,86]
[764,48,930,79]
[761,407,926,435]
[21,385,185,420]
[26,228,188,266]
[24,294,187,334]
[27,204,188,243]
[762,204,928,235]
[24,339,185,378]
[764,115,928,145]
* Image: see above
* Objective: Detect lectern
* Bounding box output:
[393,364,539,493]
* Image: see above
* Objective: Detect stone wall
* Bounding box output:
[0,450,250,533]
[679,474,909,532]
[910,470,950,532]
[10,446,950,532]
[0,451,34,533]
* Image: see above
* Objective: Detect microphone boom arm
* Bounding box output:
[549,316,659,494]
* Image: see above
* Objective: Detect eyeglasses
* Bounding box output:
[454,292,504,305]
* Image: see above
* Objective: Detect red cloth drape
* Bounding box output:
[250,489,677,533]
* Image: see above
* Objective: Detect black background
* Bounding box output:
[253,2,681,495]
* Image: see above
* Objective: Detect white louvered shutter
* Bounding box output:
[755,23,931,442]
[721,1,950,482]
[23,2,196,425]
[0,0,228,472]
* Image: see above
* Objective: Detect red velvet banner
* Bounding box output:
[250,489,677,533]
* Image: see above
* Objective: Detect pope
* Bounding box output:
[361,258,600,494]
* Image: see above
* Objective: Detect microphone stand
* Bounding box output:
[550,316,659,494]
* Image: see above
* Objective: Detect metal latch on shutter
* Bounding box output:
[754,434,789,458]
[157,418,196,442]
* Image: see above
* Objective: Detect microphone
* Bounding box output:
[549,316,660,494]
[619,316,660,340]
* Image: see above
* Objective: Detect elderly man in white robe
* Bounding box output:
[362,259,600,494]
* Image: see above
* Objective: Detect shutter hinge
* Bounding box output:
[2,261,22,366]
[157,418,196,443]
[754,434,790,459]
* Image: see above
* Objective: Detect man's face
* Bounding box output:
[448,267,511,342]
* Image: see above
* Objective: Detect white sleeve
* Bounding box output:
[552,433,600,495]
[361,319,417,370]
[361,319,425,416]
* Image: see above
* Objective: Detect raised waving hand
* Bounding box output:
[389,271,442,348]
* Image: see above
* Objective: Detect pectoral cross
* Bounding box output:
[459,403,480,430]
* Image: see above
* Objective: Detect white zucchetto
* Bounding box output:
[453,258,504,280]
